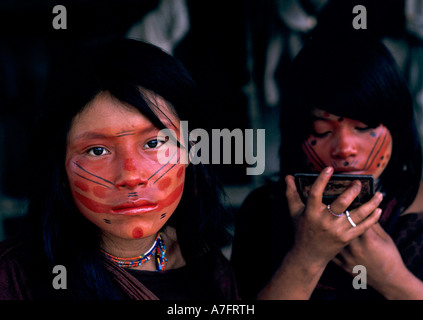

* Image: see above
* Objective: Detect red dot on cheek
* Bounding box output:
[132,227,144,239]
[177,167,184,178]
[157,177,172,191]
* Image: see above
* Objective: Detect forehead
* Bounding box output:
[311,108,341,121]
[68,91,178,137]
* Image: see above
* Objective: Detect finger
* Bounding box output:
[285,175,304,217]
[363,222,390,242]
[349,207,382,236]
[329,180,362,214]
[349,192,383,225]
[332,256,343,267]
[307,167,334,209]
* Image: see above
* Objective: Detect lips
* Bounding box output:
[111,199,158,215]
[335,169,366,175]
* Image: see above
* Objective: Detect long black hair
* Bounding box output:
[26,39,232,299]
[279,35,422,232]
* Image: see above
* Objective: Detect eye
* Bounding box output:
[312,120,332,138]
[355,126,371,132]
[144,139,166,149]
[87,147,110,157]
[312,131,331,138]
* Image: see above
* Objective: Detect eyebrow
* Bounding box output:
[72,126,159,142]
[311,116,329,121]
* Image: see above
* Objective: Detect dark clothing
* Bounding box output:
[127,249,238,300]
[231,181,423,300]
[0,238,238,300]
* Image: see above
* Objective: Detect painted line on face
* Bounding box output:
[73,190,111,213]
[115,130,136,138]
[147,151,177,181]
[350,159,359,168]
[104,219,111,224]
[74,181,183,216]
[128,192,138,198]
[362,128,387,170]
[303,140,326,169]
[160,213,167,219]
[366,129,389,171]
[156,182,184,212]
[153,156,180,184]
[330,160,338,169]
[73,161,114,186]
[72,171,113,189]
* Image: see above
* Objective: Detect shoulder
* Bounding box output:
[392,211,423,279]
[403,182,423,215]
[238,181,285,218]
[0,238,29,268]
[242,181,282,204]
[201,248,239,299]
[0,238,34,300]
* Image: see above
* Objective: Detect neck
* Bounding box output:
[100,227,186,271]
[101,231,158,262]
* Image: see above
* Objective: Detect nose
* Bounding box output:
[114,157,148,190]
[330,131,358,159]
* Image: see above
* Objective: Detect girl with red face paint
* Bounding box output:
[232,34,423,300]
[0,40,235,300]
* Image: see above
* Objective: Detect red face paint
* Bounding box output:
[65,92,186,242]
[73,190,111,214]
[74,180,89,192]
[176,167,184,178]
[157,182,184,211]
[303,108,393,180]
[157,177,172,191]
[124,158,137,171]
[93,186,108,198]
[132,227,144,239]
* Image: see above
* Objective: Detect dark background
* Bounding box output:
[0,0,422,243]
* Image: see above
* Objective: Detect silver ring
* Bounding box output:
[345,210,357,227]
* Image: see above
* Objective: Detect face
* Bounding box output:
[302,109,393,180]
[65,91,186,240]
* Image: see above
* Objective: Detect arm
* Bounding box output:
[258,247,327,299]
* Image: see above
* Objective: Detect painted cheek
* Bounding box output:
[157,182,184,211]
[371,143,392,173]
[73,190,112,214]
[74,180,89,192]
[302,139,326,171]
[364,128,392,170]
[157,177,172,191]
[93,186,108,198]
[176,167,184,178]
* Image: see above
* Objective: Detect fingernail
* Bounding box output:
[376,208,382,215]
[376,192,383,200]
[325,167,333,174]
[353,180,362,188]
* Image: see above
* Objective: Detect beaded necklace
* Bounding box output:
[101,232,167,270]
